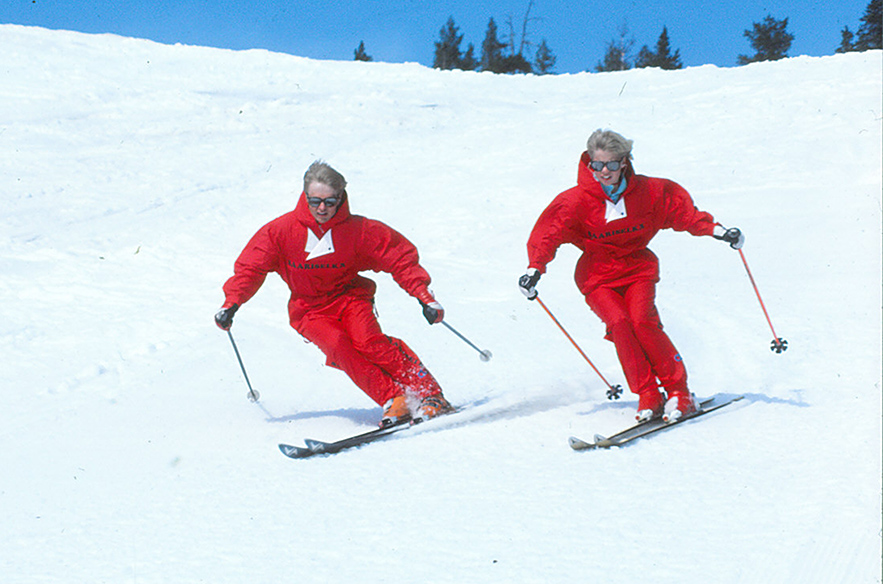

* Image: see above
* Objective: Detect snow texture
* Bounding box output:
[1,24,881,584]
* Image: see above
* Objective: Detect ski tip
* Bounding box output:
[568,436,596,451]
[569,434,616,450]
[568,436,587,449]
[279,443,313,459]
[697,394,745,413]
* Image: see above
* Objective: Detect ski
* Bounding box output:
[569,396,743,451]
[572,397,715,449]
[279,418,413,459]
[279,405,462,459]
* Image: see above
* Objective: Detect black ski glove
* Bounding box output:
[714,227,745,250]
[421,300,445,325]
[518,268,540,300]
[214,304,239,330]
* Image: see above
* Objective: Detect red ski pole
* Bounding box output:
[738,248,788,353]
[535,295,623,400]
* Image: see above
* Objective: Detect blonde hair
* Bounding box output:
[586,129,633,160]
[303,160,347,195]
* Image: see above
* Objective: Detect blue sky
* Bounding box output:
[1,0,872,72]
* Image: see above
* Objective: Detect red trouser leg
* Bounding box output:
[627,282,687,393]
[585,281,687,395]
[369,336,443,400]
[294,296,442,405]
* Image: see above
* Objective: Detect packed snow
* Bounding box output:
[1,24,881,583]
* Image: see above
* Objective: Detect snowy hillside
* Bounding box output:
[1,24,881,583]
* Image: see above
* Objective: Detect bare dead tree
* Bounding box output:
[504,0,541,57]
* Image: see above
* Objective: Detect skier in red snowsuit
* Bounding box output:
[519,129,744,423]
[215,160,452,426]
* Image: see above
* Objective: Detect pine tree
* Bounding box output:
[855,0,882,50]
[353,41,373,62]
[635,46,653,68]
[836,26,856,53]
[595,42,630,71]
[433,17,465,70]
[500,53,533,74]
[480,18,507,72]
[635,27,683,69]
[534,39,556,75]
[594,23,634,72]
[441,3,548,76]
[835,1,881,53]
[737,15,794,64]
[460,43,478,71]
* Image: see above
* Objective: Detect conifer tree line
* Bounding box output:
[837,0,882,53]
[353,0,881,74]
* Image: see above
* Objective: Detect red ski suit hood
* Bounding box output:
[222,191,434,325]
[527,151,718,295]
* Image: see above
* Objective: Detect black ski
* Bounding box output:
[279,418,413,459]
[570,397,715,449]
[279,405,462,459]
[569,396,743,451]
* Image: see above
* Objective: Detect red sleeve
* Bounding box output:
[660,180,717,236]
[526,190,582,274]
[221,223,281,308]
[359,219,433,303]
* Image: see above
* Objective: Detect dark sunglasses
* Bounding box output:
[306,196,341,208]
[588,159,624,172]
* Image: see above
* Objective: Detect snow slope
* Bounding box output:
[1,25,881,583]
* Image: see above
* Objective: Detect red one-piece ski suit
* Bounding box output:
[220,192,442,406]
[526,152,718,397]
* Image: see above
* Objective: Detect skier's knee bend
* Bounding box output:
[352,332,392,355]
[606,318,637,339]
[633,318,664,337]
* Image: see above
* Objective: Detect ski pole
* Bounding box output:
[226,330,261,402]
[441,321,493,362]
[737,248,788,353]
[534,295,623,400]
